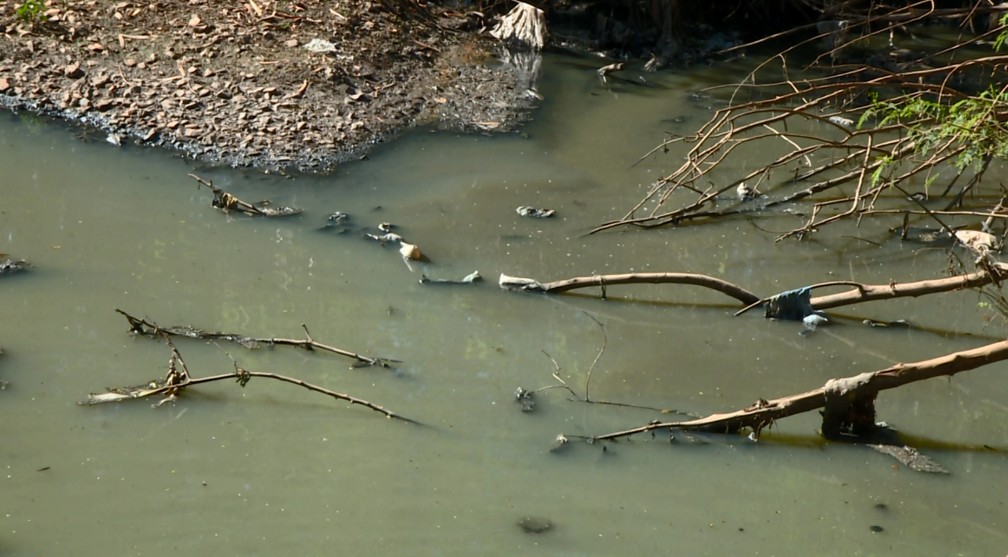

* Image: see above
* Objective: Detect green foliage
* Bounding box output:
[861,87,1008,186]
[994,13,1008,52]
[858,16,1008,188]
[15,0,48,25]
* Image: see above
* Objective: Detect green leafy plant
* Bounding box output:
[15,0,48,25]
[858,17,1008,189]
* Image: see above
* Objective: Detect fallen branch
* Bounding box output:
[498,264,1008,316]
[809,262,1008,311]
[189,173,302,217]
[499,272,761,305]
[116,309,398,368]
[80,343,417,424]
[588,337,1008,444]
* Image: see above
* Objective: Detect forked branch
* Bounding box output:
[80,343,418,424]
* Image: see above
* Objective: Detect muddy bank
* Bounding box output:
[0,1,540,172]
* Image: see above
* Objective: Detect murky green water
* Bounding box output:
[3,53,1006,556]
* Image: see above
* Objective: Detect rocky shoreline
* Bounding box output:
[0,1,540,172]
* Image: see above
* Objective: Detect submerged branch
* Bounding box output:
[189,173,302,217]
[116,309,399,368]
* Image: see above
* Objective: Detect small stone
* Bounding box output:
[285,38,298,48]
[303,38,337,53]
[0,77,9,92]
[124,57,137,67]
[64,62,85,78]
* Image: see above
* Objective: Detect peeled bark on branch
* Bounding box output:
[499,272,761,305]
[590,337,1008,442]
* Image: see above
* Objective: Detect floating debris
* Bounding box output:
[399,242,423,261]
[828,115,855,128]
[0,255,27,275]
[514,386,536,412]
[324,212,350,226]
[549,433,569,453]
[955,229,1000,257]
[419,270,482,285]
[736,182,760,201]
[516,206,555,218]
[863,319,910,329]
[190,173,302,217]
[365,231,403,244]
[802,313,829,331]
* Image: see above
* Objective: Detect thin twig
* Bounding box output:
[582,312,606,403]
[115,309,398,368]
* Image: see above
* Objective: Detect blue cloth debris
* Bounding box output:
[765,286,814,321]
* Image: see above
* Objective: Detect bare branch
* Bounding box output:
[115,309,399,368]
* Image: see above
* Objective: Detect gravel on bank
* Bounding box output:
[0,0,540,172]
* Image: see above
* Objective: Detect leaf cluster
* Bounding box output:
[15,0,47,25]
[863,86,1008,177]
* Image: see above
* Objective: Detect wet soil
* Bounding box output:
[0,1,539,172]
